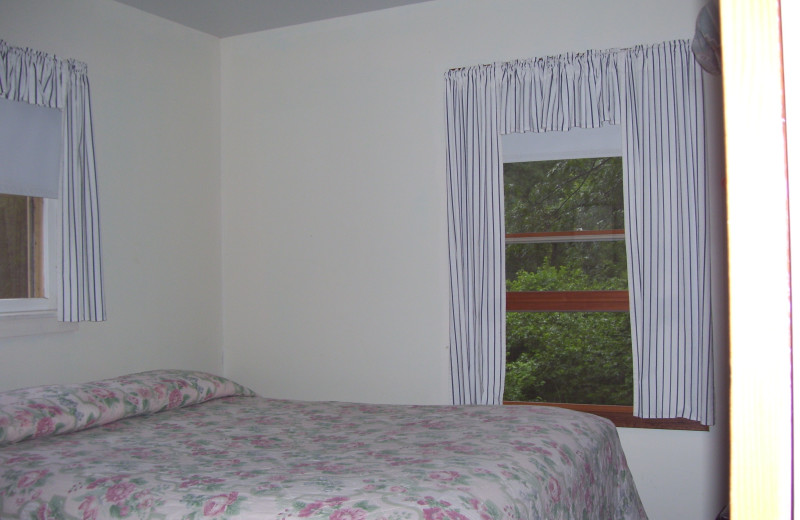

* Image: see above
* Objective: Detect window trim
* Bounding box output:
[0,196,74,337]
[0,310,77,338]
[506,229,625,244]
[0,196,57,314]
[503,401,708,431]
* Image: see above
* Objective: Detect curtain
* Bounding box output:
[444,40,714,425]
[445,65,505,405]
[621,41,712,424]
[0,40,106,322]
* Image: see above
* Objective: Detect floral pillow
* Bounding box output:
[0,370,256,447]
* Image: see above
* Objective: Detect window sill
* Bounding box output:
[0,311,78,339]
[504,401,709,431]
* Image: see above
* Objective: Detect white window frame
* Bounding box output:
[0,197,77,337]
[502,125,631,411]
[502,124,625,251]
[501,124,622,163]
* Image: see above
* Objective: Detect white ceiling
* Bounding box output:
[112,0,435,38]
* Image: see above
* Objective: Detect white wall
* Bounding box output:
[220,1,728,519]
[0,0,224,390]
[0,1,728,519]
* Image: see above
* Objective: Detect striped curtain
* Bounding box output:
[445,65,505,405]
[444,40,713,424]
[0,40,106,322]
[621,41,713,424]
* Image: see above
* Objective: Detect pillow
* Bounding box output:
[0,370,256,447]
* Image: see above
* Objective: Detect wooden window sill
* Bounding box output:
[503,401,709,430]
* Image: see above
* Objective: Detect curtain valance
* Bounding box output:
[497,50,622,133]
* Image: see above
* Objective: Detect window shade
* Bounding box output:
[0,97,61,199]
[501,125,622,163]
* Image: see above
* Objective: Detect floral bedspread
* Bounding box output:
[0,371,647,519]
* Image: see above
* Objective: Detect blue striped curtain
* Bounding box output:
[621,41,713,424]
[445,65,505,405]
[445,40,713,424]
[0,40,106,322]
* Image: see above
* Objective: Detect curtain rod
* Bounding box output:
[445,39,689,73]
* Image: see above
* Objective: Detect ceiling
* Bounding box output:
[112,0,435,38]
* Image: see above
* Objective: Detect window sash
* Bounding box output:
[506,229,624,244]
[503,233,706,429]
[507,290,628,312]
[0,196,57,314]
[505,230,627,311]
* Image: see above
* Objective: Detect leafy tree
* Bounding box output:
[504,262,633,405]
[503,157,633,406]
[505,157,626,286]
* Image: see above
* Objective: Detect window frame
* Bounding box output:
[504,401,708,430]
[0,195,48,306]
[504,234,707,431]
[0,196,76,337]
[506,229,628,311]
[501,129,706,431]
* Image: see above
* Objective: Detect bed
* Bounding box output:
[0,370,647,519]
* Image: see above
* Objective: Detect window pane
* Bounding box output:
[506,241,628,290]
[504,311,633,406]
[503,155,631,408]
[0,194,42,299]
[504,157,624,233]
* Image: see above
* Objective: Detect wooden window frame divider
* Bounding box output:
[506,290,629,312]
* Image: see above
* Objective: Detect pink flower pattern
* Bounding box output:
[203,492,239,516]
[105,481,136,503]
[547,477,562,502]
[0,372,645,519]
[0,370,254,447]
[429,470,461,482]
[168,389,184,408]
[330,508,367,520]
[17,470,48,488]
[77,496,99,520]
[35,417,55,437]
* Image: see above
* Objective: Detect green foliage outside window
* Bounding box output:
[503,157,633,406]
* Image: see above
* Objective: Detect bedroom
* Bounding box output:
[0,0,732,518]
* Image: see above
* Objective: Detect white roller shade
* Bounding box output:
[0,97,61,199]
[501,125,622,162]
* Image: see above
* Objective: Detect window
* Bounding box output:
[504,155,631,406]
[501,129,705,430]
[0,193,57,313]
[0,97,73,336]
[0,194,44,299]
[0,192,69,339]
